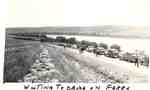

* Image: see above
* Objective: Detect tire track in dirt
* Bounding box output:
[63,51,120,83]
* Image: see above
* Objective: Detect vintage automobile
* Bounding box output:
[65,44,71,48]
[71,44,78,49]
[94,47,106,55]
[105,49,120,58]
[119,51,150,65]
[56,43,66,47]
[79,45,88,53]
[119,52,136,63]
[87,46,95,52]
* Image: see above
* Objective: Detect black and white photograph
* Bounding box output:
[4,26,150,83]
[1,0,150,90]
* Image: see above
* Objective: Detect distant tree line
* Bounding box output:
[10,33,121,51]
[53,36,121,51]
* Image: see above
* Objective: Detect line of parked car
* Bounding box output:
[56,42,149,67]
[86,46,120,58]
[87,45,149,65]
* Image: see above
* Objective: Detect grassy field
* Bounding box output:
[4,36,41,82]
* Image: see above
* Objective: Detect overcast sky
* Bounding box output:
[7,0,150,27]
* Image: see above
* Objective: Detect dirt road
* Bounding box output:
[22,43,149,83]
[64,47,149,83]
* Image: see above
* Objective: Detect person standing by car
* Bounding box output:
[63,44,66,49]
[93,46,99,56]
[134,55,139,68]
[134,50,140,68]
[144,55,149,68]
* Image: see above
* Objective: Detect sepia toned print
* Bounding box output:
[4,26,150,83]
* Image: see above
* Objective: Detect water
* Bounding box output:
[47,35,150,55]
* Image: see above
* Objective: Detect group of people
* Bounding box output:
[134,54,149,68]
